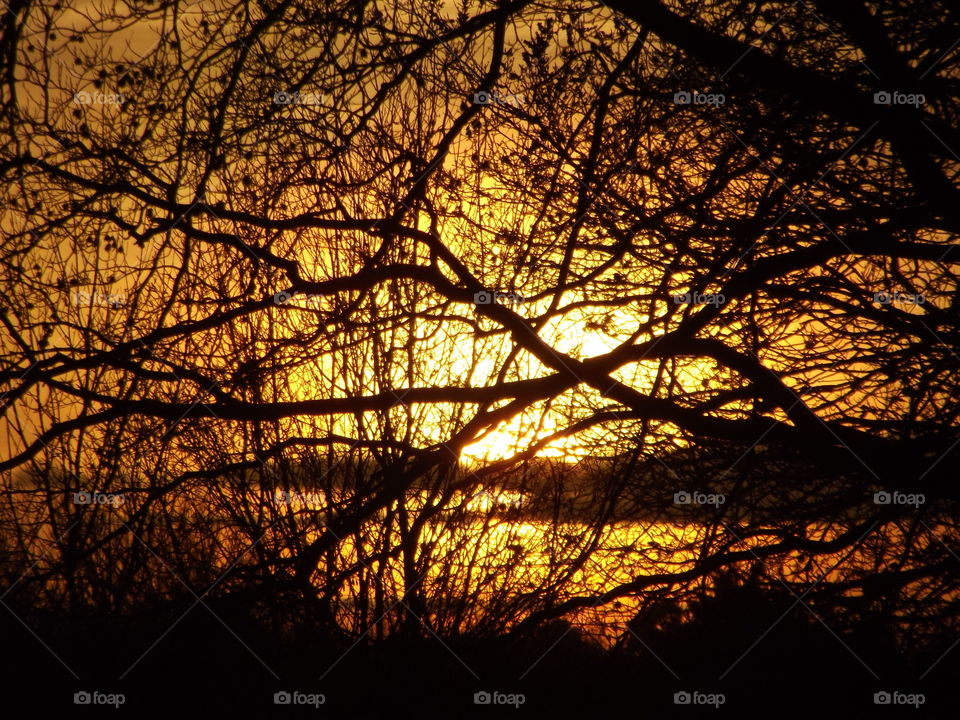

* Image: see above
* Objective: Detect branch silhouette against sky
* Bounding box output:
[1,0,958,714]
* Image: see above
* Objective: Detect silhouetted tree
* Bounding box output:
[0,0,958,652]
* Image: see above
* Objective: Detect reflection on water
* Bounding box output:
[2,479,947,646]
[256,487,908,644]
[257,486,703,639]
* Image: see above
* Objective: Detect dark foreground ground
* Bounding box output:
[2,592,958,719]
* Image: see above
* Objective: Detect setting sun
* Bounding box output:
[2,0,958,715]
